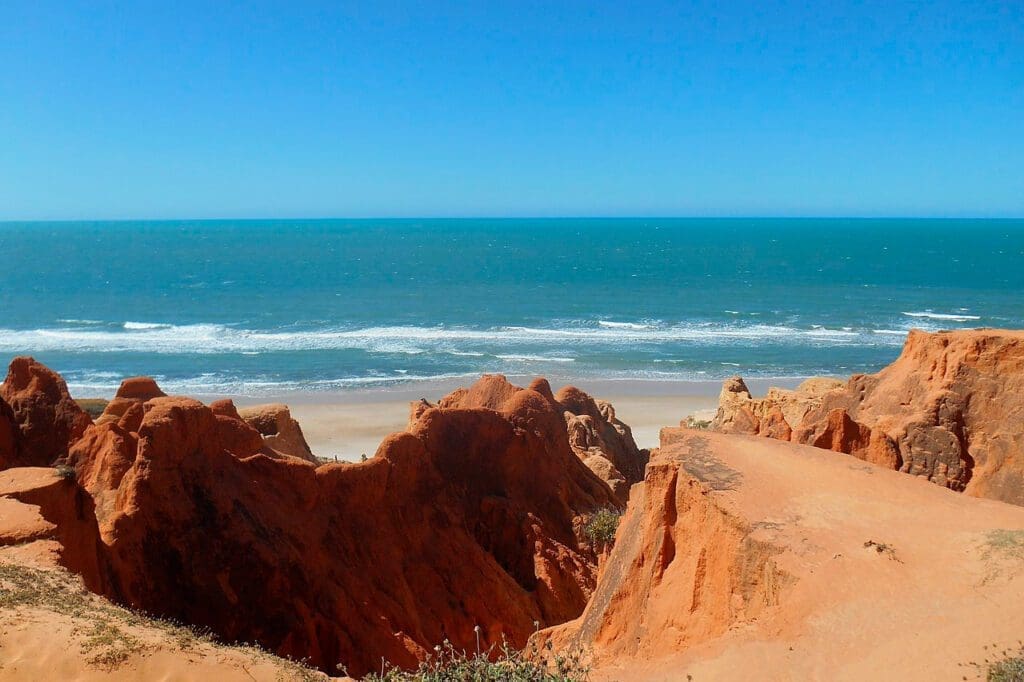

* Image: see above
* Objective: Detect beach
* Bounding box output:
[231,376,802,460]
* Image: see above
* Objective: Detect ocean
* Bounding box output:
[0,218,1021,397]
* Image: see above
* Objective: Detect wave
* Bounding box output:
[62,371,486,397]
[902,311,981,322]
[0,320,912,355]
[124,321,173,330]
[597,320,654,330]
[495,354,576,363]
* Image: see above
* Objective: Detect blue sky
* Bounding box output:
[1,1,1021,219]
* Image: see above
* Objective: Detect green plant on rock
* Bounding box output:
[582,507,621,549]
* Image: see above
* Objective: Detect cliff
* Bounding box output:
[63,373,615,676]
[712,329,1024,505]
[542,427,1024,680]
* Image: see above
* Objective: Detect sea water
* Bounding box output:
[0,218,1021,396]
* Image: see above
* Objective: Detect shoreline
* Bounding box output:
[70,375,817,461]
[229,376,811,460]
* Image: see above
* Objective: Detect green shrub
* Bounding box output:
[54,464,77,482]
[583,508,621,548]
[987,646,1024,682]
[359,637,587,681]
[684,416,711,430]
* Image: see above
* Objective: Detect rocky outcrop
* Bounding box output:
[237,403,317,462]
[94,377,167,426]
[64,374,615,676]
[0,467,110,594]
[556,386,648,503]
[0,357,92,468]
[711,330,1024,505]
[711,376,842,439]
[418,377,647,504]
[541,427,1024,680]
[540,430,790,664]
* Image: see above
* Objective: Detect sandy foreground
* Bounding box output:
[231,376,800,460]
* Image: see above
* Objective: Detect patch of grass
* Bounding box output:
[962,641,1024,681]
[360,637,588,681]
[75,398,109,419]
[583,507,621,549]
[988,653,1024,682]
[984,530,1024,560]
[0,561,322,679]
[54,464,77,482]
[684,416,711,430]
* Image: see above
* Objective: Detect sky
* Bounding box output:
[1,1,1021,220]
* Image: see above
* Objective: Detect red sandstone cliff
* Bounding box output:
[712,329,1024,505]
[0,357,91,469]
[413,377,648,504]
[540,427,1024,680]
[63,373,615,676]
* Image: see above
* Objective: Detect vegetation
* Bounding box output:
[863,540,901,562]
[962,642,1024,681]
[684,416,711,430]
[74,398,109,419]
[0,561,320,679]
[988,652,1024,682]
[583,507,621,549]
[54,463,77,481]
[359,637,588,681]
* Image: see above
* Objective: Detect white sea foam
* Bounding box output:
[902,311,981,322]
[495,354,576,363]
[124,321,173,330]
[0,320,911,356]
[597,320,653,330]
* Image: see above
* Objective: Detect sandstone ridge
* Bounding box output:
[541,427,1024,680]
[54,370,619,676]
[712,329,1024,505]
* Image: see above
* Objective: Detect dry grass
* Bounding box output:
[0,561,321,679]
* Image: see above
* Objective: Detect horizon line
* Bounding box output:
[2,214,1023,224]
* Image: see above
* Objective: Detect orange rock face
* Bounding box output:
[712,329,1024,505]
[237,403,318,462]
[65,373,615,676]
[421,376,647,504]
[0,357,91,468]
[0,467,110,595]
[540,429,789,664]
[556,385,649,502]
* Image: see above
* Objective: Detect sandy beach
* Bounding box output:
[233,376,806,460]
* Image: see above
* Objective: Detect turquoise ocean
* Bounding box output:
[0,218,1021,396]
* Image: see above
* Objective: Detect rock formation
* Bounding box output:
[237,403,317,462]
[711,375,843,439]
[540,427,1024,680]
[417,377,648,504]
[0,467,110,595]
[556,386,648,503]
[64,373,615,676]
[711,329,1024,506]
[0,357,92,469]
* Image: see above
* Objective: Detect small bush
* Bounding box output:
[980,643,1024,682]
[55,464,77,482]
[360,637,588,681]
[684,416,711,430]
[583,508,621,548]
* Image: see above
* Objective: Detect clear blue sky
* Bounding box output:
[1,1,1021,219]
